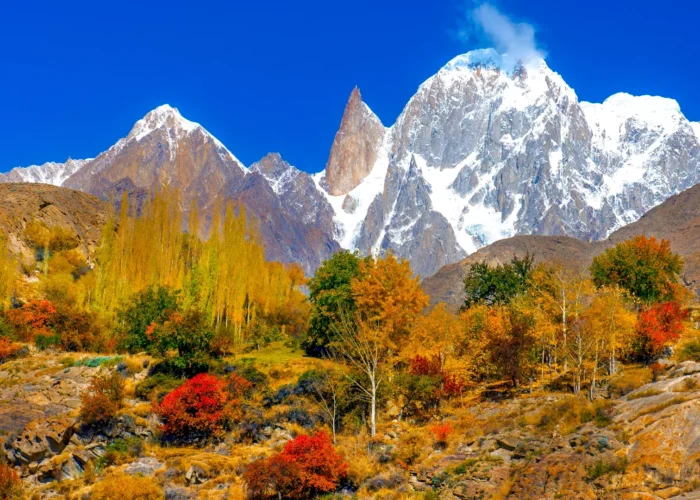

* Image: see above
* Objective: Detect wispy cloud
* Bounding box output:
[456,3,545,67]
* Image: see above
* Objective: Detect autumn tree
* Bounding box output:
[585,286,636,375]
[635,302,688,361]
[116,286,180,353]
[0,234,17,310]
[590,236,683,305]
[304,250,365,355]
[532,264,593,372]
[462,254,534,309]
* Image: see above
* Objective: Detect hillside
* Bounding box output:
[423,183,700,310]
[0,183,109,262]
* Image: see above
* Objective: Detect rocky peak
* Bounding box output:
[324,87,386,196]
[126,104,198,142]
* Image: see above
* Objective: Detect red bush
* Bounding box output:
[243,431,347,499]
[409,354,466,399]
[637,302,687,355]
[429,423,454,444]
[154,373,240,439]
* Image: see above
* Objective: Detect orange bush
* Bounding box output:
[80,371,125,426]
[154,373,240,439]
[0,338,20,363]
[0,463,22,499]
[5,300,57,342]
[243,431,347,499]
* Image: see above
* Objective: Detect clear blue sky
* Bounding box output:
[1,0,698,173]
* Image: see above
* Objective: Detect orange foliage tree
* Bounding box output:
[5,300,57,342]
[243,431,347,499]
[80,371,125,426]
[636,302,688,360]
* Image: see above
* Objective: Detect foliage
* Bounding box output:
[96,190,306,345]
[5,300,57,342]
[0,463,21,500]
[304,250,365,354]
[135,373,183,402]
[429,422,454,445]
[80,371,125,426]
[243,431,348,499]
[635,302,688,360]
[462,254,534,309]
[116,285,180,353]
[590,236,683,305]
[0,234,17,310]
[0,338,20,363]
[678,338,700,362]
[148,308,213,375]
[154,373,242,439]
[89,473,164,500]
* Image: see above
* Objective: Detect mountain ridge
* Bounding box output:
[4,48,700,276]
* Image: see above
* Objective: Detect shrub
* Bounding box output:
[429,423,454,446]
[243,431,347,499]
[80,371,125,426]
[148,309,213,375]
[90,473,164,499]
[0,338,20,363]
[635,302,687,360]
[6,300,57,342]
[116,286,180,353]
[0,463,21,499]
[678,338,700,362]
[154,373,240,440]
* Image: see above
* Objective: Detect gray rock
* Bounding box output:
[124,457,165,477]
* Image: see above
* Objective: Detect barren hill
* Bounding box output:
[0,183,109,262]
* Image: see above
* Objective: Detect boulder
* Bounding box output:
[125,457,165,477]
[185,464,208,485]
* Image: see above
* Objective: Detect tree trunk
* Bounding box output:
[370,378,377,438]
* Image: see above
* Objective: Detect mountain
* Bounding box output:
[313,48,700,277]
[0,159,91,186]
[61,106,339,274]
[4,48,700,276]
[423,182,700,311]
[0,184,109,262]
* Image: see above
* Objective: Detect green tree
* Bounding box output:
[303,251,365,355]
[117,285,180,352]
[462,254,535,310]
[590,236,683,305]
[151,308,213,375]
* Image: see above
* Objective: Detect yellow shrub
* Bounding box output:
[90,473,164,499]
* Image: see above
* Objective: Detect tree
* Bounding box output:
[351,252,428,349]
[462,254,535,309]
[332,312,385,437]
[488,302,539,389]
[306,365,348,444]
[635,302,688,361]
[80,371,125,426]
[0,234,17,310]
[243,431,347,499]
[154,373,241,440]
[304,250,365,354]
[532,265,593,372]
[585,286,636,375]
[149,308,213,375]
[590,236,683,305]
[116,286,180,353]
[5,300,57,342]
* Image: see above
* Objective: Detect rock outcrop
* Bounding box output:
[325,87,386,196]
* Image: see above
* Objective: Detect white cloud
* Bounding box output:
[458,3,546,68]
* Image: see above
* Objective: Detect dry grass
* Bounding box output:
[609,366,653,397]
[627,387,664,400]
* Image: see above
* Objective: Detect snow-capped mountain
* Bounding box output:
[4,49,700,277]
[314,48,700,276]
[0,158,91,186]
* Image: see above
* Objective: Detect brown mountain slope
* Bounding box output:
[0,183,109,262]
[423,183,700,310]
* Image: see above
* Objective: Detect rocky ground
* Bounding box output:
[3,352,700,499]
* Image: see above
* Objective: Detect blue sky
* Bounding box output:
[1,0,698,173]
